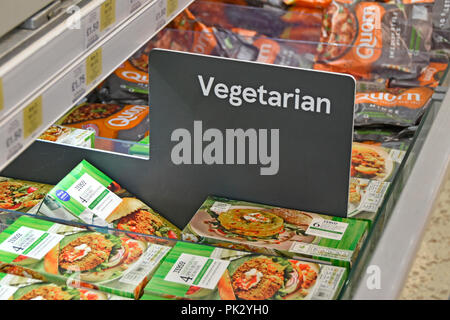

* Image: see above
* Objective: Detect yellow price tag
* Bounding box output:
[23,96,43,139]
[166,0,178,17]
[100,0,116,31]
[86,48,102,85]
[0,78,3,111]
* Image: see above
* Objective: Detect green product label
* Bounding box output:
[48,160,122,222]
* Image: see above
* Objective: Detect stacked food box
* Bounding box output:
[1,0,448,300]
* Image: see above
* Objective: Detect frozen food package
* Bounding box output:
[0,177,53,226]
[283,0,332,9]
[202,1,288,38]
[188,1,322,40]
[353,127,415,147]
[213,27,316,67]
[314,1,433,81]
[351,142,406,182]
[279,6,324,27]
[144,241,347,300]
[56,102,149,143]
[0,177,53,213]
[167,9,223,56]
[98,61,149,104]
[0,215,172,299]
[36,160,181,239]
[182,196,369,268]
[354,87,434,127]
[431,0,450,54]
[348,177,391,221]
[389,60,449,88]
[0,272,131,300]
[38,125,95,148]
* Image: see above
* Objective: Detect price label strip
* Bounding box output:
[1,117,23,163]
[70,64,87,103]
[23,96,43,139]
[0,77,4,111]
[128,0,142,14]
[166,0,178,17]
[83,8,101,49]
[86,48,102,85]
[154,0,167,30]
[100,0,116,32]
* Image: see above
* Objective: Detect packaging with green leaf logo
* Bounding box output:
[37,159,181,239]
[0,215,172,299]
[182,196,369,269]
[0,272,130,300]
[144,242,347,300]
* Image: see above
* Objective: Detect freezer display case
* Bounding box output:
[0,0,449,300]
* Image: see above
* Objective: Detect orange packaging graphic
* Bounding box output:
[389,60,449,88]
[354,87,434,127]
[169,9,218,55]
[57,103,149,142]
[316,1,433,80]
[417,62,448,86]
[355,87,434,108]
[280,7,323,26]
[114,61,148,84]
[212,27,315,68]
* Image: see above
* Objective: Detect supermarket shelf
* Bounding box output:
[352,94,450,299]
[0,0,192,172]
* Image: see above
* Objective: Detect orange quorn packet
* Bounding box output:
[314,1,433,81]
[354,86,434,127]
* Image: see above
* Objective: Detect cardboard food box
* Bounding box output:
[37,160,181,239]
[347,142,407,223]
[347,177,391,222]
[0,177,54,226]
[0,215,172,299]
[56,102,149,143]
[351,142,406,183]
[182,196,369,268]
[144,242,347,300]
[38,125,95,148]
[0,272,130,300]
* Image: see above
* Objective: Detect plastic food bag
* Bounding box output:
[315,1,433,81]
[354,86,434,127]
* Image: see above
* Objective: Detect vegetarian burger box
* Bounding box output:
[347,142,407,221]
[38,125,95,149]
[0,177,54,226]
[36,160,181,240]
[143,241,347,300]
[0,272,130,300]
[182,196,369,268]
[0,215,172,299]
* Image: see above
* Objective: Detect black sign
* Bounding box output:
[1,50,356,225]
[149,49,355,217]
